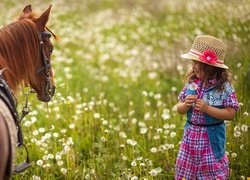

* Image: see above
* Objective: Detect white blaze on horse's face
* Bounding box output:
[21,5,56,102]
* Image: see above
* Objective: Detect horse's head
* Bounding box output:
[20,5,57,102]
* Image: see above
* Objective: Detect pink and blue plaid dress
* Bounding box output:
[175,79,239,180]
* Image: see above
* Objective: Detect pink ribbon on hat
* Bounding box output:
[198,50,218,65]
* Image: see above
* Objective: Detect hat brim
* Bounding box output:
[181,53,229,69]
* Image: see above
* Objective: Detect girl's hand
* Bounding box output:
[185,95,198,107]
[194,99,208,112]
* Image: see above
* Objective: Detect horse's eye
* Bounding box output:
[49,48,53,54]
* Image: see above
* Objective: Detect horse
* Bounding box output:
[0,5,58,179]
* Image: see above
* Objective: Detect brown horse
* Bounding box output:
[0,5,58,179]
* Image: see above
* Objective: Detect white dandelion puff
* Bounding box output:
[150,147,157,153]
[61,168,67,174]
[57,161,64,166]
[131,161,137,167]
[140,127,148,134]
[241,124,248,132]
[69,123,75,129]
[170,132,176,137]
[36,160,43,166]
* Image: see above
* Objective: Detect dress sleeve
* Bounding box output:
[223,90,239,112]
[178,85,188,101]
[223,82,239,111]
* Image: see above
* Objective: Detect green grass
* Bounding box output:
[1,0,250,179]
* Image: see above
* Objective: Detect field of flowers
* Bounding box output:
[1,0,250,179]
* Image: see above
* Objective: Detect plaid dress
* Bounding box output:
[175,79,239,180]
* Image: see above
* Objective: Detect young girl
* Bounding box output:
[175,35,239,180]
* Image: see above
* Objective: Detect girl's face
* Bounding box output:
[192,61,205,80]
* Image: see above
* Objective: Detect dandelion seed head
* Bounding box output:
[131,118,137,124]
[234,131,241,137]
[171,86,177,92]
[142,91,148,97]
[170,124,176,129]
[127,139,137,146]
[145,101,150,106]
[144,112,151,120]
[154,93,161,100]
[36,160,43,166]
[238,102,243,107]
[104,129,109,133]
[44,133,51,139]
[156,128,162,133]
[129,110,135,116]
[149,169,157,176]
[122,155,127,161]
[101,136,106,142]
[31,116,37,123]
[42,155,48,161]
[32,175,41,180]
[119,132,127,138]
[159,145,167,151]
[60,129,67,134]
[39,128,45,133]
[153,135,160,140]
[67,137,73,145]
[231,152,237,158]
[163,123,170,129]
[240,176,245,180]
[131,176,138,180]
[56,154,61,160]
[69,123,75,129]
[243,111,249,116]
[102,120,108,125]
[94,113,101,119]
[138,121,146,127]
[61,168,67,174]
[24,120,31,127]
[150,147,157,153]
[131,161,137,167]
[50,125,55,130]
[53,132,59,138]
[42,163,51,168]
[140,163,146,167]
[57,160,64,166]
[48,154,54,159]
[140,127,148,134]
[33,130,39,136]
[241,124,248,132]
[170,132,176,137]
[234,126,240,131]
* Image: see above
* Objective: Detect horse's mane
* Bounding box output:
[0,13,40,93]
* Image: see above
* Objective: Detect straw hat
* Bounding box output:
[181,35,228,69]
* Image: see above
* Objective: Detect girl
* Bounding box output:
[175,35,239,180]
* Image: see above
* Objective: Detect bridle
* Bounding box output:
[12,31,55,174]
[35,31,54,96]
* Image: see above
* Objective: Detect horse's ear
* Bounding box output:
[22,5,32,14]
[37,5,52,30]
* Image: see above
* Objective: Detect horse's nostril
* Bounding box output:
[49,86,56,97]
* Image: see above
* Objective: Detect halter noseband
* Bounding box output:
[35,31,54,96]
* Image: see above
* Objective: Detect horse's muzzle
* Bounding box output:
[37,85,56,102]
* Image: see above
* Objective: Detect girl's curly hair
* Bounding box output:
[184,61,233,91]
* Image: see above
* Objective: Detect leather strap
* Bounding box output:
[187,120,224,127]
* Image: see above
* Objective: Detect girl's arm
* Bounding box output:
[195,99,235,120]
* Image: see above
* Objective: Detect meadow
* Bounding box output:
[1,0,250,179]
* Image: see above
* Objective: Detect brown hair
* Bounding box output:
[184,61,233,91]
